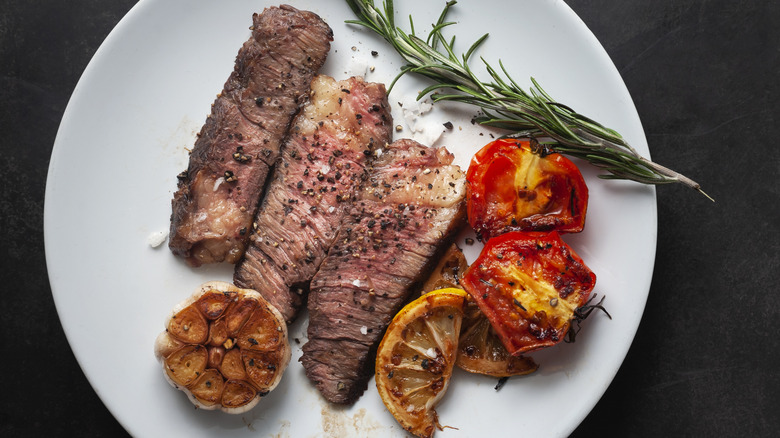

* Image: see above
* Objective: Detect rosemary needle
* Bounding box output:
[345,0,712,200]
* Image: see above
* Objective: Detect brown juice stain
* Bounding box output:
[269,420,291,438]
[321,406,385,437]
[242,416,256,432]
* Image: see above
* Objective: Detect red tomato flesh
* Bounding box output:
[460,231,596,355]
[466,138,588,240]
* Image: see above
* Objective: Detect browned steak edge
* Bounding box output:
[301,139,467,404]
[169,6,332,266]
[234,76,393,323]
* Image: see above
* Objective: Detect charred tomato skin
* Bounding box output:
[466,138,588,240]
[460,231,596,355]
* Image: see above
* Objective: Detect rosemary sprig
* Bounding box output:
[345,0,712,200]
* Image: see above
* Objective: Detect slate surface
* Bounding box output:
[1,0,777,436]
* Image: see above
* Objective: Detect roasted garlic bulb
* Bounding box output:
[154,281,290,414]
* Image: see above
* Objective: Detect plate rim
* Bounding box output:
[44,0,657,436]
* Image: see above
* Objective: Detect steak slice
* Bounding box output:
[301,139,467,404]
[169,6,332,266]
[233,75,393,323]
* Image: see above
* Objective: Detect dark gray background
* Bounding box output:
[1,0,778,436]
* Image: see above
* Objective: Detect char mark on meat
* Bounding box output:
[301,139,467,404]
[169,6,332,266]
[234,75,393,323]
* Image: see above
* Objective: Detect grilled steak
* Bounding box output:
[169,6,332,266]
[233,75,392,323]
[301,138,467,404]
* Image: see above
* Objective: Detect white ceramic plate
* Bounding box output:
[45,0,656,436]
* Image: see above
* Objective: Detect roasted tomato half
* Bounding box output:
[466,138,588,240]
[460,231,596,355]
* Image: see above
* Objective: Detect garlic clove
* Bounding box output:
[237,305,284,351]
[195,290,236,320]
[221,380,260,413]
[167,304,209,344]
[188,368,225,407]
[224,297,259,337]
[164,344,207,387]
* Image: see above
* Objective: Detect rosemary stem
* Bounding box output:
[638,157,714,201]
[345,0,712,200]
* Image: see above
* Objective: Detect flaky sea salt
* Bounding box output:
[399,96,444,145]
[147,230,168,248]
[346,57,370,77]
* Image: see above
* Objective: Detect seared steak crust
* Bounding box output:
[302,139,467,404]
[234,76,393,323]
[169,6,332,266]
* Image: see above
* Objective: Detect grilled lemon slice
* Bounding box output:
[375,288,467,438]
[457,300,538,377]
[420,245,537,378]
